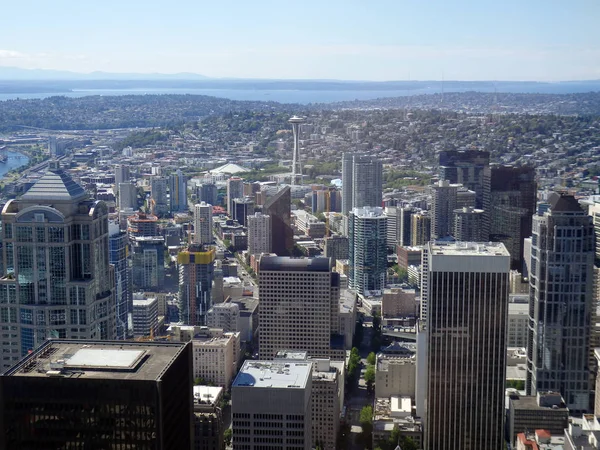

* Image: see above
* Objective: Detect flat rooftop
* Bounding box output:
[5,340,188,381]
[259,256,331,272]
[193,385,223,406]
[429,241,510,257]
[233,360,312,389]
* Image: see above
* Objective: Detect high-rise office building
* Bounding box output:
[114,164,130,185]
[453,207,485,242]
[169,169,188,213]
[178,245,216,326]
[258,256,341,359]
[384,206,400,249]
[526,193,594,412]
[109,222,132,340]
[0,163,115,371]
[0,340,193,449]
[151,176,169,216]
[487,165,537,271]
[233,197,254,227]
[132,295,159,338]
[399,206,414,247]
[430,180,459,240]
[118,182,137,210]
[247,212,271,256]
[438,150,490,209]
[341,153,355,215]
[411,212,431,246]
[131,236,165,290]
[262,186,293,256]
[421,241,510,450]
[193,202,213,245]
[349,207,387,295]
[232,359,313,450]
[198,183,218,206]
[227,177,244,216]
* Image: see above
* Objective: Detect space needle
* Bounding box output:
[288,115,305,185]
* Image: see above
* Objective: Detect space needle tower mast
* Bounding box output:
[289,115,305,185]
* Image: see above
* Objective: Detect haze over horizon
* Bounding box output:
[0,0,598,82]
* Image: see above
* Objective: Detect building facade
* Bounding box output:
[247,212,271,256]
[169,169,188,213]
[194,202,213,245]
[0,340,193,449]
[232,360,313,450]
[258,256,341,359]
[430,181,458,240]
[0,165,115,371]
[453,207,485,242]
[179,246,216,326]
[226,177,244,216]
[349,207,387,295]
[526,193,595,412]
[422,241,510,450]
[342,153,383,214]
[109,222,132,340]
[262,186,293,256]
[132,295,159,338]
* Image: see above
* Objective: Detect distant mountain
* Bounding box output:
[0,66,210,81]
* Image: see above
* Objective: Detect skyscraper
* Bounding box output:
[421,241,510,450]
[131,236,165,290]
[227,177,244,216]
[430,180,458,240]
[118,182,137,210]
[289,115,306,185]
[233,197,254,227]
[0,163,115,371]
[411,212,431,246]
[114,164,130,185]
[150,176,169,216]
[453,207,485,242]
[1,340,193,449]
[526,193,594,412]
[341,153,383,214]
[487,165,537,271]
[438,150,490,209]
[247,212,271,256]
[109,222,132,340]
[257,256,341,359]
[178,245,216,326]
[262,186,293,256]
[198,183,218,206]
[349,207,387,295]
[193,202,213,245]
[169,169,188,213]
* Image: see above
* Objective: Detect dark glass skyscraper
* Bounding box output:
[262,186,293,256]
[486,165,537,271]
[438,150,490,209]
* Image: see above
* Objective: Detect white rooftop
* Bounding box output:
[212,163,250,175]
[65,348,145,369]
[430,241,510,257]
[233,360,312,389]
[193,385,223,405]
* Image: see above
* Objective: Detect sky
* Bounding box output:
[0,0,599,81]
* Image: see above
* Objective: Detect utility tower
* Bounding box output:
[289,116,305,185]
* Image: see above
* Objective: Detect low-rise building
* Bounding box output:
[373,396,423,449]
[311,359,344,450]
[564,415,600,450]
[375,346,416,399]
[382,287,417,318]
[508,392,569,446]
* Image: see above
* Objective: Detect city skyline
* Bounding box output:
[0,0,598,81]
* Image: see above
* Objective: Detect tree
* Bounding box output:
[223,428,232,446]
[359,406,374,449]
[364,365,376,393]
[367,352,376,366]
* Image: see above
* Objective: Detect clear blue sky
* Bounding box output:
[1,0,598,81]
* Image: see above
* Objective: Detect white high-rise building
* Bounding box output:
[341,153,383,215]
[420,241,510,450]
[193,202,213,245]
[247,212,271,256]
[349,207,387,295]
[132,294,158,338]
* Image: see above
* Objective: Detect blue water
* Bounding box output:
[0,151,30,178]
[0,82,598,104]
